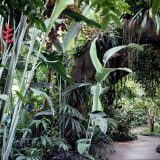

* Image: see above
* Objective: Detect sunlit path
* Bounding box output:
[110,136,160,160]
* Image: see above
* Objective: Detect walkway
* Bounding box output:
[110,136,160,160]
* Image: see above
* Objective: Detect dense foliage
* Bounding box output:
[0,0,160,159]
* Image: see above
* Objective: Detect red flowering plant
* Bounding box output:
[3,22,14,44]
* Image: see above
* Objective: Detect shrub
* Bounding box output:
[109,109,137,141]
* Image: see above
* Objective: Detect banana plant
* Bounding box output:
[77,37,143,157]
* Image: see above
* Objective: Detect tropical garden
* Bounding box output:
[0,0,160,159]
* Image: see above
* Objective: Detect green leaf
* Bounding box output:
[103,43,143,65]
[90,38,102,72]
[77,139,91,155]
[48,0,74,31]
[41,136,47,146]
[62,83,91,96]
[155,15,160,35]
[90,0,99,8]
[15,91,26,103]
[0,94,7,101]
[32,0,44,7]
[63,23,80,52]
[110,13,122,28]
[62,9,101,29]
[96,67,132,82]
[152,0,160,16]
[96,68,117,82]
[128,43,144,51]
[35,17,47,32]
[103,46,126,65]
[49,61,73,84]
[44,135,52,145]
[30,120,41,128]
[30,88,54,116]
[108,118,117,128]
[101,14,110,30]
[42,120,48,130]
[16,156,26,160]
[41,54,73,84]
[90,84,103,112]
[117,67,132,73]
[90,112,108,133]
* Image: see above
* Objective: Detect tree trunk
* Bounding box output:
[148,115,155,133]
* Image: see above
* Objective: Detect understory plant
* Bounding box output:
[0,0,74,159]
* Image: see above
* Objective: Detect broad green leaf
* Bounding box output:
[41,54,73,84]
[62,9,101,29]
[90,112,108,133]
[103,43,143,65]
[90,0,99,8]
[63,23,80,52]
[96,68,117,82]
[41,136,47,146]
[110,13,122,28]
[91,84,103,112]
[77,143,90,155]
[108,118,117,128]
[44,135,52,145]
[42,120,48,130]
[103,46,127,65]
[90,38,102,72]
[34,17,47,32]
[30,120,41,128]
[152,0,160,16]
[16,156,26,160]
[62,83,91,96]
[128,43,144,51]
[15,91,26,103]
[48,0,74,31]
[30,88,54,116]
[0,94,7,101]
[77,139,91,155]
[96,67,132,82]
[101,14,110,30]
[49,61,73,84]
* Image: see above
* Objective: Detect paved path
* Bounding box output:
[110,136,160,160]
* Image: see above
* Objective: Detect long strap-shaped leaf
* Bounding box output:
[89,38,102,72]
[103,43,143,66]
[0,15,27,124]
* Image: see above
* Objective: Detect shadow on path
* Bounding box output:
[110,135,160,160]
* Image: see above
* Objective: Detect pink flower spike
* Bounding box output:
[6,39,13,44]
[3,29,13,34]
[3,22,14,45]
[3,34,13,39]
